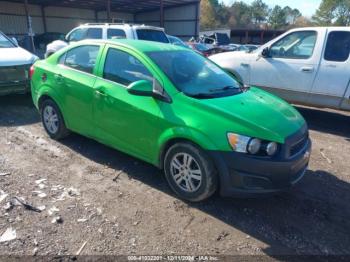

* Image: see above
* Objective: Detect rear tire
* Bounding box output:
[164,142,218,202]
[40,99,69,140]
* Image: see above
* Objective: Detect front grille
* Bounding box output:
[0,65,30,83]
[290,135,308,157]
[283,124,309,159]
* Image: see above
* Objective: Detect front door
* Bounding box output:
[57,44,101,135]
[249,30,320,104]
[311,30,350,109]
[93,46,162,162]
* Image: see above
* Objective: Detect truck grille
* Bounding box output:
[0,65,30,83]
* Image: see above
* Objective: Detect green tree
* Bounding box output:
[200,0,220,30]
[283,6,302,24]
[251,0,269,24]
[228,1,253,28]
[313,0,350,26]
[268,5,287,29]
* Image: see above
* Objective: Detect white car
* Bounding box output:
[210,27,350,111]
[46,23,170,57]
[0,31,38,95]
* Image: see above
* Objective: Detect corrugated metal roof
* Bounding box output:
[1,0,200,13]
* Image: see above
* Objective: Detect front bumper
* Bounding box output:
[0,81,30,95]
[210,129,311,197]
[0,64,31,96]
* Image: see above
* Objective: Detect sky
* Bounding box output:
[221,0,322,17]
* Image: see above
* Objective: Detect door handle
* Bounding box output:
[241,63,250,67]
[54,74,63,82]
[301,67,314,72]
[95,88,107,97]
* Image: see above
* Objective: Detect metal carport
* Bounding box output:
[0,0,200,51]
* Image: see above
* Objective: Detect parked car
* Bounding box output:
[167,35,188,48]
[210,27,350,111]
[34,32,65,50]
[200,33,236,51]
[244,44,260,52]
[45,23,170,57]
[187,42,221,57]
[31,39,311,201]
[0,31,38,95]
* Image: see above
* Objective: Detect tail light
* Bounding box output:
[29,65,35,79]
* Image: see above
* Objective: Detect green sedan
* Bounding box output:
[31,39,311,201]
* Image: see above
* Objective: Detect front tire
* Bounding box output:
[41,99,69,140]
[164,142,218,202]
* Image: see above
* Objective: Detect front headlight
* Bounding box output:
[227,133,250,153]
[266,142,278,156]
[247,138,261,154]
[227,133,278,156]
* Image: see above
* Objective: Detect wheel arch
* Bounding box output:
[157,127,218,169]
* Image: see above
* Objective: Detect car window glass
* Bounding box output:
[270,31,317,59]
[324,31,350,62]
[86,28,102,39]
[136,29,169,43]
[107,29,126,39]
[64,45,99,74]
[0,32,15,48]
[148,50,241,97]
[68,28,87,42]
[103,48,153,86]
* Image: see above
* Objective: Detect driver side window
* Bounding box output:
[103,48,153,86]
[270,31,317,59]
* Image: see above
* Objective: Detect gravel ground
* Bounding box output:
[0,94,349,258]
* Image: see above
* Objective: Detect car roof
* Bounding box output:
[80,39,186,53]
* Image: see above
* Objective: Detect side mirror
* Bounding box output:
[11,37,18,46]
[127,80,153,96]
[127,79,172,103]
[261,47,270,58]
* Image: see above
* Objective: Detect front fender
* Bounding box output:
[156,126,218,166]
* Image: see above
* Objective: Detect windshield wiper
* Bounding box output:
[186,93,216,98]
[209,85,239,93]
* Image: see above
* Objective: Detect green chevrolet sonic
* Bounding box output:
[31,39,311,202]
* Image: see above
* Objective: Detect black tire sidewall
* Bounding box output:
[164,143,217,202]
[40,99,67,140]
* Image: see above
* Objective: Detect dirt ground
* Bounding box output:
[0,94,349,258]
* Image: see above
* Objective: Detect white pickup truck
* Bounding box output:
[210,27,350,111]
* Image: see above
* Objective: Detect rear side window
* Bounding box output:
[103,48,153,86]
[107,29,126,39]
[86,28,102,39]
[136,29,169,43]
[324,31,350,62]
[63,45,100,74]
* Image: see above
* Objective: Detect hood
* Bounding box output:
[0,47,37,66]
[209,50,254,63]
[193,87,305,143]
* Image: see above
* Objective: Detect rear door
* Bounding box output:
[249,29,323,104]
[93,45,163,161]
[56,44,102,135]
[311,30,350,109]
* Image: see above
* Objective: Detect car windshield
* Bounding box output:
[215,33,230,45]
[147,50,242,98]
[194,43,209,52]
[169,36,187,47]
[0,32,15,48]
[136,29,169,43]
